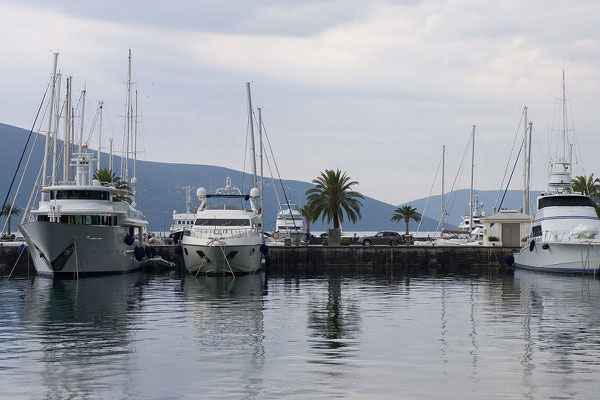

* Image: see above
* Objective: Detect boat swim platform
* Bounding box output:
[1,244,519,276]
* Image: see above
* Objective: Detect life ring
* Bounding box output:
[272,232,280,239]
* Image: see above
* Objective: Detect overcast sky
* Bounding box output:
[1,0,599,206]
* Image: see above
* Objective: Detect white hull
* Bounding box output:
[182,236,262,274]
[19,221,142,278]
[513,241,600,274]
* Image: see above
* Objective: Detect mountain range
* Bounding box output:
[1,122,536,233]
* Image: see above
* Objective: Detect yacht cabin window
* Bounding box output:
[51,190,110,201]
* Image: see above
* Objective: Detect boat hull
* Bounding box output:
[18,221,142,278]
[182,237,262,274]
[513,241,600,274]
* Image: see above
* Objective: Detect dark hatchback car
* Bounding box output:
[360,231,403,246]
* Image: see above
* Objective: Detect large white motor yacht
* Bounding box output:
[511,72,600,274]
[511,160,600,274]
[19,153,149,278]
[182,177,263,275]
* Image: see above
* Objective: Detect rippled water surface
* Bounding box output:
[2,267,600,399]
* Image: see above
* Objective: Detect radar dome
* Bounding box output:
[250,187,260,198]
[131,177,137,185]
[196,187,207,200]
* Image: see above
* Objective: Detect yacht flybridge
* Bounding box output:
[181,177,263,274]
[275,204,304,237]
[511,71,600,274]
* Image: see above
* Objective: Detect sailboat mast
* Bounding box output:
[63,76,72,182]
[125,49,132,184]
[258,107,264,235]
[133,89,138,199]
[109,138,113,174]
[78,88,86,149]
[97,101,103,172]
[246,82,257,188]
[562,69,567,161]
[441,144,445,230]
[525,121,533,213]
[470,125,475,231]
[42,52,58,195]
[51,73,62,185]
[522,106,528,213]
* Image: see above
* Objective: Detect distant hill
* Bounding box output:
[1,122,459,233]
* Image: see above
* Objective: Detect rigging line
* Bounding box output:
[3,124,44,234]
[84,104,101,147]
[1,80,51,222]
[260,118,297,231]
[416,154,442,234]
[494,108,524,210]
[436,134,471,234]
[498,139,525,211]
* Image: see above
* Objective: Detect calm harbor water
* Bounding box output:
[1,267,600,399]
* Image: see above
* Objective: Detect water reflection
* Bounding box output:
[18,274,145,399]
[181,273,267,398]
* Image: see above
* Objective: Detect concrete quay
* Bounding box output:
[0,244,518,276]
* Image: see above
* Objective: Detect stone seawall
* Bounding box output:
[0,244,517,276]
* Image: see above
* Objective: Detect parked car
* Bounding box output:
[360,231,403,246]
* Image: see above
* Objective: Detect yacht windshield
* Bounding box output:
[194,218,251,227]
[538,196,593,209]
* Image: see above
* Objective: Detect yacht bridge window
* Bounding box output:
[538,196,593,209]
[194,218,250,227]
[51,190,110,201]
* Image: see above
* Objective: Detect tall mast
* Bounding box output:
[125,49,132,184]
[109,138,113,174]
[258,107,264,236]
[51,73,62,185]
[441,144,445,230]
[42,52,58,195]
[132,89,138,199]
[97,101,103,172]
[522,106,528,213]
[469,125,476,231]
[78,88,86,150]
[246,82,257,188]
[525,121,533,213]
[562,69,567,161]
[63,76,72,182]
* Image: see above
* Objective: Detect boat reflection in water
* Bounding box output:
[505,269,600,398]
[19,274,145,399]
[181,272,267,398]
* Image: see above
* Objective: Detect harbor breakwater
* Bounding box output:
[0,244,518,276]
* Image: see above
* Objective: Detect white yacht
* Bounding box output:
[169,186,196,242]
[275,204,304,238]
[181,177,263,275]
[511,71,600,274]
[457,193,485,240]
[19,153,149,278]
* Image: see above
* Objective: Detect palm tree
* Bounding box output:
[572,174,600,218]
[305,169,364,230]
[572,174,600,197]
[93,168,131,203]
[1,203,22,236]
[391,205,422,235]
